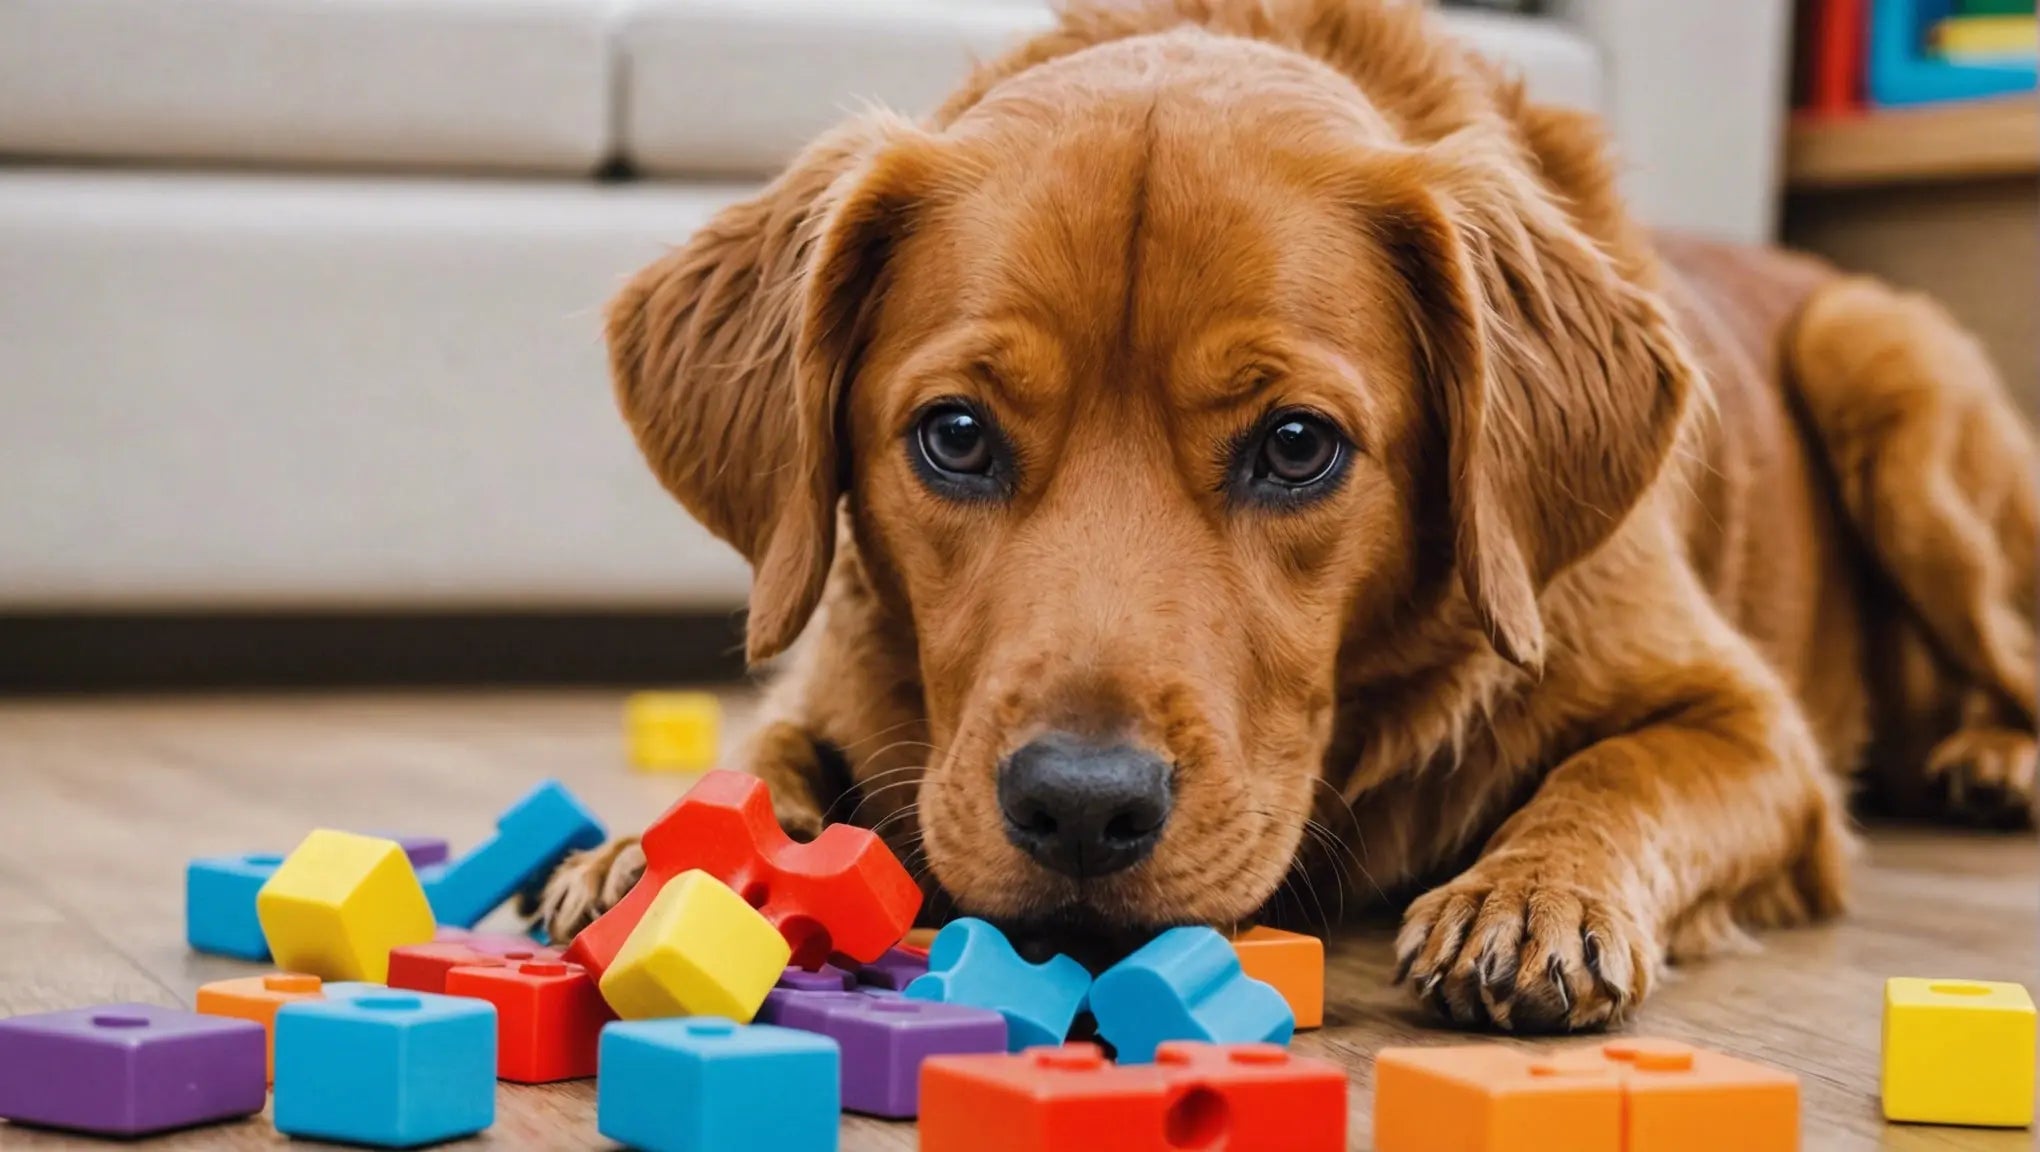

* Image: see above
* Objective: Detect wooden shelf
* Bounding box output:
[1786,96,2039,190]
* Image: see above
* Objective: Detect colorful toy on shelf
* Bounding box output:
[1230,926,1324,1030]
[598,1017,840,1152]
[904,918,1091,1051]
[625,690,723,772]
[1090,926,1294,1063]
[1882,977,2035,1127]
[597,869,792,1022]
[1870,0,2037,105]
[564,770,920,978]
[273,991,496,1148]
[772,991,1006,1117]
[445,959,613,1083]
[256,830,436,983]
[0,1004,267,1137]
[420,779,605,929]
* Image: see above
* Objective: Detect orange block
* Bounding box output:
[1229,927,1324,1029]
[194,972,329,1079]
[1375,1045,1623,1152]
[1602,1038,1798,1152]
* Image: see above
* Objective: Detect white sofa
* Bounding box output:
[0,0,1789,612]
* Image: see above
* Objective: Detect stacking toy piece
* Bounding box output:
[0,1003,267,1137]
[388,939,559,995]
[597,869,792,1021]
[256,830,436,983]
[421,779,605,929]
[625,690,722,772]
[1882,977,2035,1126]
[757,964,858,1024]
[598,1018,840,1152]
[856,947,931,991]
[185,852,283,960]
[197,972,334,1079]
[1090,926,1294,1063]
[1230,926,1324,1029]
[446,959,613,1083]
[1151,1042,1347,1151]
[274,991,496,1148]
[905,918,1091,1050]
[565,770,920,977]
[773,991,1007,1117]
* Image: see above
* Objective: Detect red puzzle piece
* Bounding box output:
[563,771,921,975]
[444,960,612,1083]
[387,940,559,995]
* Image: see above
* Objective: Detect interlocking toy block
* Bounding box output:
[196,972,332,1079]
[598,869,792,1021]
[921,1043,1177,1152]
[598,1018,840,1152]
[757,963,858,1024]
[564,770,920,977]
[857,946,931,991]
[445,959,613,1083]
[1882,977,2036,1126]
[256,830,436,983]
[273,990,496,1148]
[0,1003,266,1137]
[905,918,1092,1051]
[185,852,282,960]
[626,690,723,772]
[1603,1038,1798,1152]
[387,834,451,868]
[420,779,606,929]
[1090,926,1294,1063]
[774,990,1006,1117]
[388,939,560,995]
[1231,926,1324,1029]
[1151,1042,1346,1152]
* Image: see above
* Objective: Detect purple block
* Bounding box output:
[0,1004,266,1136]
[855,947,930,991]
[775,993,1007,1117]
[392,834,450,868]
[756,964,856,1025]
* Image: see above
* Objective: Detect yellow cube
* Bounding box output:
[598,870,790,1022]
[625,691,722,772]
[1883,977,2036,1127]
[256,830,436,984]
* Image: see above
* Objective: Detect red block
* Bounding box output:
[388,940,560,994]
[563,770,921,976]
[444,960,612,1083]
[1153,1043,1346,1152]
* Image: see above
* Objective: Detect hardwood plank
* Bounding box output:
[1787,97,2040,190]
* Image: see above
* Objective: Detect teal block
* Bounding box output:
[903,918,1091,1050]
[1090,926,1294,1063]
[274,991,496,1148]
[598,1018,839,1152]
[422,779,606,929]
[184,853,281,960]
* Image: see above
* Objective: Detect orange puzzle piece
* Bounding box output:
[1229,927,1324,1029]
[194,973,330,1079]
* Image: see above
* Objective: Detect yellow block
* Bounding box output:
[625,691,722,772]
[256,831,436,984]
[1932,16,2037,56]
[1882,977,2036,1127]
[598,870,790,1021]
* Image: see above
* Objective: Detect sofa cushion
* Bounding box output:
[0,0,617,174]
[619,0,1601,177]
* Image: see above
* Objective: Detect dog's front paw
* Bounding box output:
[532,837,644,945]
[1926,726,2037,829]
[1394,868,1657,1033]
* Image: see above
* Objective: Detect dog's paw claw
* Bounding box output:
[1925,727,2037,829]
[533,837,644,945]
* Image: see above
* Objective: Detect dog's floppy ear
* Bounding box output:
[1368,131,1701,673]
[607,114,942,663]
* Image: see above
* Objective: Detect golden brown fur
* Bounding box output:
[542,0,2038,1031]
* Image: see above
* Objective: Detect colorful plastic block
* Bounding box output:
[1231,926,1324,1029]
[387,834,451,868]
[626,690,723,772]
[757,964,859,1024]
[1151,1042,1346,1152]
[420,779,606,929]
[0,1004,265,1137]
[857,946,931,991]
[273,991,496,1148]
[598,869,792,1021]
[185,852,282,960]
[196,972,331,1079]
[921,1043,1177,1152]
[1090,926,1294,1063]
[597,1018,840,1152]
[905,918,1092,1051]
[564,770,920,977]
[445,959,613,1083]
[774,991,1006,1117]
[388,939,559,995]
[1604,1038,1798,1152]
[256,830,436,983]
[1882,977,2036,1126]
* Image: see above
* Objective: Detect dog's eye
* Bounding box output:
[916,405,994,476]
[1254,412,1342,486]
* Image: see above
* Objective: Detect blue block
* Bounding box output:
[422,779,606,928]
[598,1018,840,1152]
[1089,926,1294,1064]
[274,991,496,1148]
[903,918,1091,1051]
[1870,0,2036,106]
[184,853,282,960]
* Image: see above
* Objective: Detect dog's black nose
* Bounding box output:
[997,733,1173,878]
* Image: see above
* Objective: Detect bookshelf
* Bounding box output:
[1786,95,2040,189]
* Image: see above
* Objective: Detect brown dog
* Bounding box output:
[542,0,2038,1032]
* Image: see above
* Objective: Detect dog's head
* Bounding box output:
[608,11,1697,941]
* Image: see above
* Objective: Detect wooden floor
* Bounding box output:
[0,691,2034,1151]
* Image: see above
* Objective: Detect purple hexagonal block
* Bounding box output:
[0,1003,266,1136]
[855,947,930,992]
[774,992,1006,1117]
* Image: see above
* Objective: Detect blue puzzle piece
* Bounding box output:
[598,1018,840,1152]
[903,918,1091,1051]
[1089,925,1294,1064]
[422,779,605,929]
[185,853,282,960]
[273,990,496,1148]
